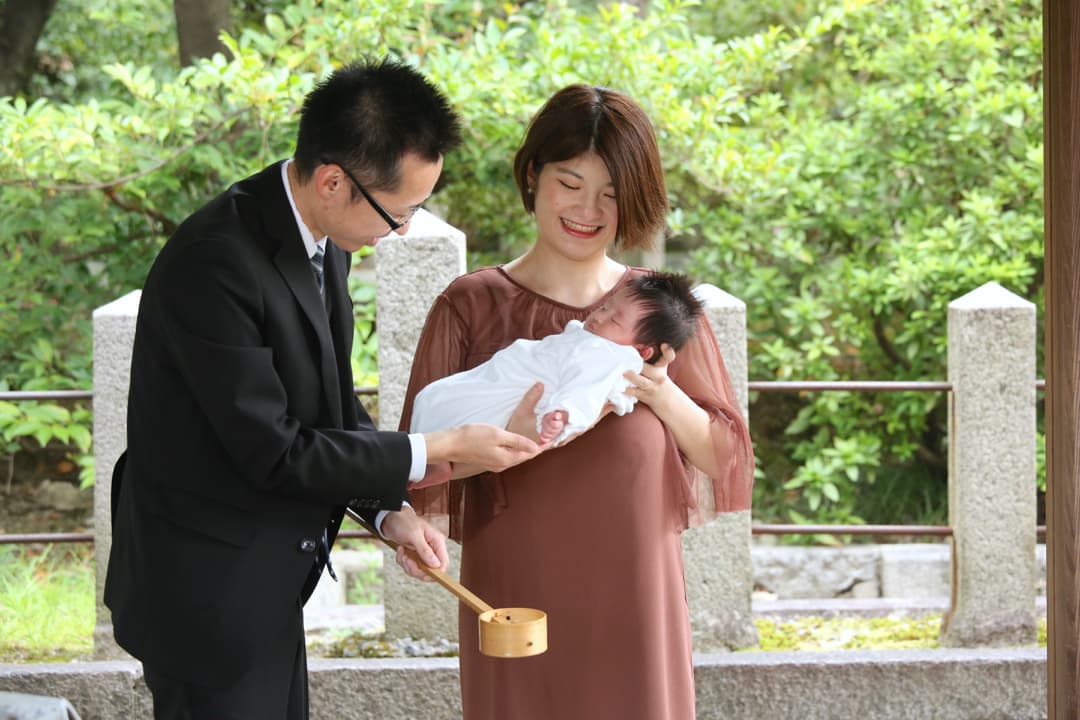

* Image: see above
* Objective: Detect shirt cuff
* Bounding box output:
[407,433,427,482]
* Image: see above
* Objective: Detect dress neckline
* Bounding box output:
[494,264,632,312]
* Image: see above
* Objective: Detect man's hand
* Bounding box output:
[381,505,450,581]
[424,389,543,471]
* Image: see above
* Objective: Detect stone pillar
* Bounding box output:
[91,290,141,660]
[941,281,1037,647]
[375,210,466,433]
[375,210,466,641]
[682,284,758,650]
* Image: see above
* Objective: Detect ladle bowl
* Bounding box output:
[477,607,547,657]
[346,509,548,658]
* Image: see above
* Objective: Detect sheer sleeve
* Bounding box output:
[668,313,755,528]
[398,292,471,538]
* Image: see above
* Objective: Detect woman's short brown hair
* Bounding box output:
[512,85,668,251]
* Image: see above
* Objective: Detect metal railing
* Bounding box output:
[0,379,1048,546]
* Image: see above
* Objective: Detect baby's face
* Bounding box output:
[583,288,644,347]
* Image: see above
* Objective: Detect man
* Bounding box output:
[104,57,540,719]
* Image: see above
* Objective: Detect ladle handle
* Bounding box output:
[345,508,495,616]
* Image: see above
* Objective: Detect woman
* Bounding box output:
[400,84,754,720]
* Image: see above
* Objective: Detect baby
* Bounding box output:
[409,271,705,446]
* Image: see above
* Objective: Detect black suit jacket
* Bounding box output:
[104,162,411,687]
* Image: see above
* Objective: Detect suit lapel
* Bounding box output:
[272,240,344,426]
[250,164,345,427]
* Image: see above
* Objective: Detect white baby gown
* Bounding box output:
[409,320,644,445]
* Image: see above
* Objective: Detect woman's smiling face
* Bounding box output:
[530,151,618,262]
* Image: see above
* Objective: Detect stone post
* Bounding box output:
[682,284,758,650]
[91,290,141,660]
[941,281,1037,647]
[375,210,466,434]
[375,210,465,641]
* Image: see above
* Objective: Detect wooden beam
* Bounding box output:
[1043,1,1080,716]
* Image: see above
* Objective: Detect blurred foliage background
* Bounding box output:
[0,0,1044,536]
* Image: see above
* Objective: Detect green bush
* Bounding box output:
[0,0,1043,534]
[681,0,1043,528]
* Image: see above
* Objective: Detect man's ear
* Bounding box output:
[314,163,343,200]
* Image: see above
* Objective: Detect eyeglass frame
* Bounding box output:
[320,158,418,231]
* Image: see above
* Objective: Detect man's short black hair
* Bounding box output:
[293,56,461,192]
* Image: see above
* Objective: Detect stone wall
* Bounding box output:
[0,649,1048,720]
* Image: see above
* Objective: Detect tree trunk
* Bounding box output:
[173,0,232,67]
[0,0,59,99]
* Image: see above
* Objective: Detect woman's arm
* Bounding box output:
[623,345,731,479]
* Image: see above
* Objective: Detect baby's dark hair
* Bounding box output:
[626,271,704,363]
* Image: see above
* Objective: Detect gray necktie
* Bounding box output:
[311,243,334,579]
[311,245,325,295]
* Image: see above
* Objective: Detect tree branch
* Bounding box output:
[62,242,123,265]
[872,313,912,372]
[102,187,178,236]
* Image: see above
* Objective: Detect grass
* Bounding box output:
[0,544,94,662]
[753,614,1049,652]
[755,615,943,651]
[0,545,1049,662]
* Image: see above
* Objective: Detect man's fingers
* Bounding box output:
[500,429,541,452]
[423,526,451,570]
[410,533,441,569]
[396,546,434,581]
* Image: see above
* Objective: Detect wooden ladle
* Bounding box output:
[345,509,547,658]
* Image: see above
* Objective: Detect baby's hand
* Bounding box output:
[539,410,568,444]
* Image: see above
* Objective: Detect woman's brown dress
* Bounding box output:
[401,266,754,720]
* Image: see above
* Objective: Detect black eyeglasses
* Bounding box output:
[322,158,419,231]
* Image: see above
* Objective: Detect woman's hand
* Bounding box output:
[381,504,450,581]
[624,343,677,410]
[505,382,546,444]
